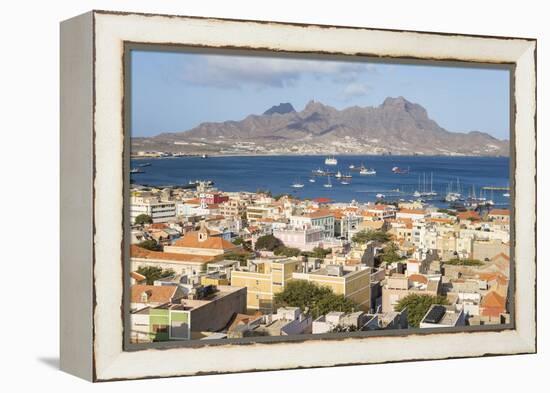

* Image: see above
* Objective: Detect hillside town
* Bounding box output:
[129,181,511,343]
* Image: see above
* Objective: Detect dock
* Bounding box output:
[481,186,509,191]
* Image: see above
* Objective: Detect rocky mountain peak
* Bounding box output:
[263,102,296,115]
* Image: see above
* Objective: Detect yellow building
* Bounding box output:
[200,275,229,286]
[230,258,302,312]
[231,258,371,313]
[292,265,371,311]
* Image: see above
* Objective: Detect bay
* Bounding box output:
[131,155,510,208]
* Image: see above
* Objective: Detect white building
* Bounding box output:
[273,225,325,251]
[131,196,176,223]
[290,210,335,238]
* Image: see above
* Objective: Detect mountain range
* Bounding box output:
[131,97,509,156]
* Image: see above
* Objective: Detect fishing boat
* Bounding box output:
[325,156,338,165]
[359,166,376,175]
[342,173,352,179]
[503,192,510,198]
[392,166,409,174]
[291,178,304,188]
[312,168,325,176]
[348,164,355,169]
[323,176,333,188]
[201,154,208,159]
[130,168,144,174]
[309,177,316,183]
[138,162,151,167]
[340,180,350,185]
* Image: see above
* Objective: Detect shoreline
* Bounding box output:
[131,153,511,160]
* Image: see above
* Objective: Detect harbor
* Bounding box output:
[130,154,510,209]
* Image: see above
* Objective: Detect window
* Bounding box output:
[152,324,168,334]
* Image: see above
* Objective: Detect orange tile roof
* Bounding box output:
[171,231,241,251]
[130,245,217,264]
[408,274,428,284]
[427,217,455,224]
[131,285,180,304]
[150,223,169,229]
[398,209,426,215]
[304,209,334,219]
[130,271,146,281]
[481,291,506,309]
[478,272,509,286]
[227,312,263,331]
[457,211,481,221]
[489,209,510,216]
[491,252,510,262]
[369,204,394,211]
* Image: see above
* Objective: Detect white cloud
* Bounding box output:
[341,82,371,99]
[180,55,376,89]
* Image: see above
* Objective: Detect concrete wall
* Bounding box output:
[190,287,247,332]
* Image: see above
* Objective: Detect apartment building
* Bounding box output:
[290,210,335,238]
[230,257,303,312]
[382,273,441,312]
[130,195,176,223]
[272,225,325,251]
[293,264,372,311]
[219,199,247,218]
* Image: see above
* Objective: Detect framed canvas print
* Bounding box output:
[60,10,537,382]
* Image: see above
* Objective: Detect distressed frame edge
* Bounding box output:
[87,11,536,382]
[59,11,95,381]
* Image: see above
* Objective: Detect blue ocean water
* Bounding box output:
[131,155,510,207]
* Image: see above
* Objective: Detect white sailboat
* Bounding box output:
[325,156,338,165]
[291,178,304,188]
[323,176,333,188]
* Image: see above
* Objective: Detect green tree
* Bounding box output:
[274,246,301,257]
[394,294,449,328]
[255,234,284,251]
[134,214,153,226]
[311,247,331,259]
[274,194,291,201]
[137,239,161,251]
[437,208,456,216]
[256,189,272,197]
[136,266,175,285]
[331,324,359,333]
[273,280,357,319]
[444,258,483,266]
[232,237,252,251]
[379,242,404,263]
[224,252,254,266]
[352,230,390,244]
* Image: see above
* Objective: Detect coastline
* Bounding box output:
[131,152,511,159]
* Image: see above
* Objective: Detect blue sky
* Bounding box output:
[131,50,510,140]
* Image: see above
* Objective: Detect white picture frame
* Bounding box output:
[60,10,536,382]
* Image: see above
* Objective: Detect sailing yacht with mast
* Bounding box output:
[325,156,337,165]
[323,176,333,188]
[445,177,462,202]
